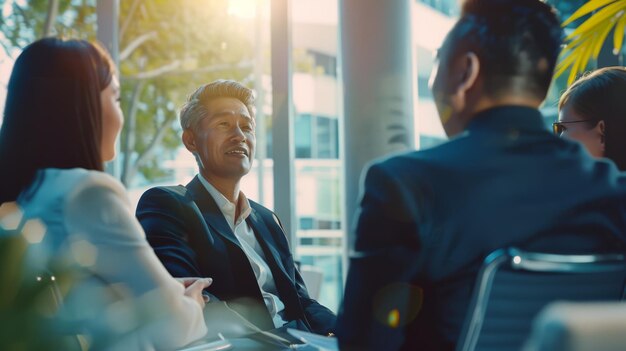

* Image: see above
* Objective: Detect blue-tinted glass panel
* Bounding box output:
[295,114,312,158]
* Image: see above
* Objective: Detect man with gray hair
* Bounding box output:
[136,80,336,336]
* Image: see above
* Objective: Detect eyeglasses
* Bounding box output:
[552,119,594,136]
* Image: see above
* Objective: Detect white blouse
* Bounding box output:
[12,168,207,350]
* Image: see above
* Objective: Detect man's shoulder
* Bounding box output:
[140,184,190,200]
[368,140,463,176]
[148,184,188,196]
[137,184,193,211]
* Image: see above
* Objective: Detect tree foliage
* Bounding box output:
[0,0,254,186]
[0,0,97,55]
[117,0,253,186]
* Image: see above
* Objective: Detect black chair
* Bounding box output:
[456,247,626,351]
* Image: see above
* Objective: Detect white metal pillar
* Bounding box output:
[254,0,267,206]
[271,0,296,245]
[96,0,120,177]
[340,0,415,254]
[96,0,119,70]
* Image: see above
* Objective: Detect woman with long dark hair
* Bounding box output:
[556,66,626,170]
[0,38,209,349]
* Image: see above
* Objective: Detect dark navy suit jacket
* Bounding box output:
[136,176,336,335]
[336,106,626,350]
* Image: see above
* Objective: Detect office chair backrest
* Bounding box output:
[456,248,626,351]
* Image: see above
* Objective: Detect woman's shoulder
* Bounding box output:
[42,168,125,196]
[22,168,130,211]
[17,168,121,204]
[66,168,123,190]
[58,169,129,210]
[60,169,136,238]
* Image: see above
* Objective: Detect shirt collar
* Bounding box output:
[197,173,252,226]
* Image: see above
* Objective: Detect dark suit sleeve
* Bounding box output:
[336,162,424,350]
[269,212,337,334]
[136,187,205,278]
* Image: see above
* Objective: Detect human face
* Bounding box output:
[101,76,123,162]
[558,103,604,158]
[184,97,255,184]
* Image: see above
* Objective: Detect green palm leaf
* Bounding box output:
[557,0,626,85]
[592,19,616,58]
[565,1,623,40]
[562,0,617,26]
[613,14,626,52]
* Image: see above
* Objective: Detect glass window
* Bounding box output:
[292,0,343,312]
[295,113,312,158]
[412,0,456,149]
[315,116,339,159]
[308,50,337,77]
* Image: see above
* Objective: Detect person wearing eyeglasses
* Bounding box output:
[555,66,626,170]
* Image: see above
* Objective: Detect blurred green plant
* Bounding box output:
[0,232,81,351]
[557,0,626,85]
[0,201,183,350]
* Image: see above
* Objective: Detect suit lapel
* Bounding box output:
[248,208,309,323]
[185,176,242,250]
[247,209,294,285]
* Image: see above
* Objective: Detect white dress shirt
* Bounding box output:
[198,174,287,328]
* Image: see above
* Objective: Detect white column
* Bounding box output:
[96,0,119,67]
[271,0,296,245]
[340,0,415,258]
[96,0,120,177]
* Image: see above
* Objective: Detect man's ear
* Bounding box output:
[450,52,480,112]
[597,120,606,152]
[182,129,197,153]
[457,52,480,96]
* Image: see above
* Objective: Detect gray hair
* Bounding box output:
[179,79,255,130]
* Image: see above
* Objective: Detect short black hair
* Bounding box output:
[444,0,563,100]
[0,38,115,202]
[559,67,626,170]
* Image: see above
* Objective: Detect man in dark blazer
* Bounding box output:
[136,80,335,336]
[336,0,626,350]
